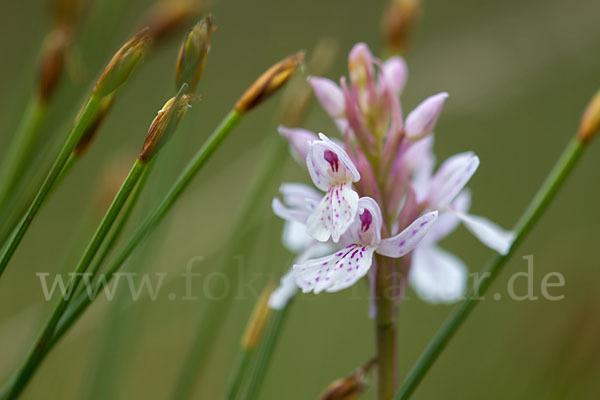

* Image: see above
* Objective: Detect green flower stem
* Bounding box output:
[0,95,103,278]
[375,254,398,400]
[223,349,254,400]
[20,110,243,382]
[172,137,288,400]
[1,157,146,400]
[0,97,48,217]
[244,301,294,400]
[395,137,586,400]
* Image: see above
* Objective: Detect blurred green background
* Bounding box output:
[0,0,599,399]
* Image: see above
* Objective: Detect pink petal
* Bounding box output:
[379,56,408,95]
[278,125,318,166]
[308,76,345,118]
[405,92,449,140]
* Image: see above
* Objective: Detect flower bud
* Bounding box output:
[139,85,192,162]
[319,358,376,400]
[73,94,115,157]
[235,51,304,114]
[577,89,600,143]
[381,0,421,55]
[242,284,274,349]
[38,26,71,103]
[139,0,200,44]
[404,92,448,141]
[175,15,215,93]
[278,125,317,165]
[308,76,345,118]
[93,28,151,98]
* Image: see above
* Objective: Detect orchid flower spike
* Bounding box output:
[305,133,361,242]
[294,197,438,294]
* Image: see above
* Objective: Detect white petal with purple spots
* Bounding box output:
[306,183,359,242]
[293,244,376,294]
[376,211,439,258]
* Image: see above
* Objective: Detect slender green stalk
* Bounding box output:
[223,349,254,400]
[17,110,243,383]
[244,302,294,400]
[0,98,48,217]
[1,159,146,400]
[395,137,586,400]
[0,95,102,278]
[172,137,288,400]
[83,160,155,284]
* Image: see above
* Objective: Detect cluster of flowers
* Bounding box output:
[269,43,514,309]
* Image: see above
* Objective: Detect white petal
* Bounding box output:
[451,210,515,255]
[293,244,375,294]
[346,197,383,247]
[272,183,322,223]
[268,269,297,309]
[426,190,471,243]
[409,245,468,303]
[281,220,312,252]
[376,211,438,258]
[428,152,479,209]
[306,183,359,242]
[306,133,360,191]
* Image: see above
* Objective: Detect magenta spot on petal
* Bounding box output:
[360,209,373,232]
[324,150,339,172]
[420,221,429,227]
[399,240,406,247]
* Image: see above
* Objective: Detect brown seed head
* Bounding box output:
[73,94,115,157]
[139,85,192,162]
[38,25,72,103]
[139,0,202,44]
[93,28,151,98]
[319,358,376,400]
[235,51,305,114]
[381,0,421,55]
[577,89,600,143]
[175,14,215,92]
[241,283,275,349]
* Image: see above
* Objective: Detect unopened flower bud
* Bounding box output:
[139,85,192,162]
[73,94,115,157]
[577,89,600,143]
[38,26,71,103]
[235,51,304,114]
[381,0,421,55]
[242,284,274,349]
[139,0,200,44]
[308,76,345,118]
[319,358,376,400]
[93,28,151,98]
[405,92,448,141]
[175,15,215,92]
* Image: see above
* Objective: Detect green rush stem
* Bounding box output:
[0,95,103,278]
[222,349,254,400]
[395,137,586,400]
[0,97,48,218]
[81,159,155,286]
[1,158,146,400]
[17,110,243,386]
[244,301,294,400]
[171,136,288,400]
